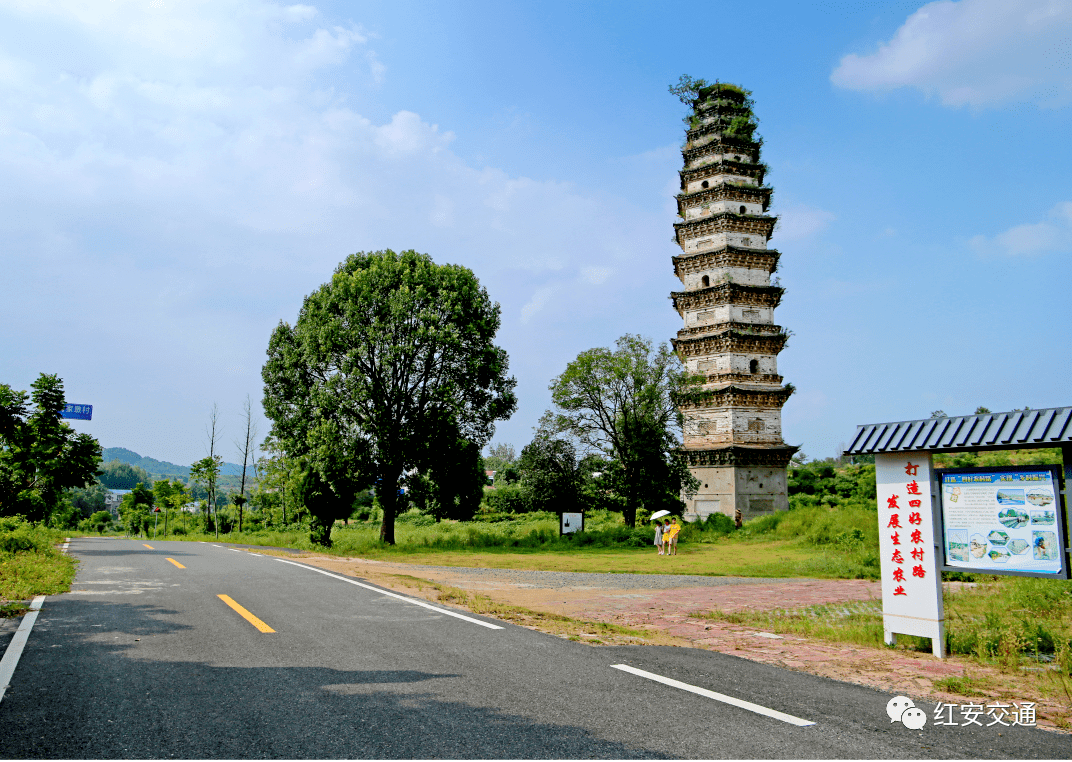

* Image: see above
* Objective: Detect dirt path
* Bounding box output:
[287,553,1070,733]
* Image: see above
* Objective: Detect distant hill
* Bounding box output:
[101,447,248,478]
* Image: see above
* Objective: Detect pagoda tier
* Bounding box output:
[682,445,797,469]
[682,139,760,167]
[678,385,794,409]
[673,246,780,279]
[680,161,766,189]
[674,212,776,246]
[676,184,772,216]
[669,81,796,522]
[671,282,783,313]
[673,331,788,357]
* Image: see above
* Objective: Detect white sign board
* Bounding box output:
[939,468,1066,577]
[561,512,582,534]
[876,453,945,657]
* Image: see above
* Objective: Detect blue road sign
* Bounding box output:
[60,404,92,421]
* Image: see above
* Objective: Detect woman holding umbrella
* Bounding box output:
[651,510,671,556]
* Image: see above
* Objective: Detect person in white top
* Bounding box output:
[653,520,664,555]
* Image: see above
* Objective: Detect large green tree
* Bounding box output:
[0,374,101,522]
[262,249,516,545]
[545,334,698,527]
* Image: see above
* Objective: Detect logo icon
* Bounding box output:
[886,696,927,729]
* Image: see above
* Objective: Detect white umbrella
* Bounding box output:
[650,510,671,520]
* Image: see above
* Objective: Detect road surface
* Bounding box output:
[0,537,1064,758]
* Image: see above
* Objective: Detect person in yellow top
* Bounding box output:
[662,517,680,556]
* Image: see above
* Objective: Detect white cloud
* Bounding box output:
[771,205,836,242]
[831,0,1072,107]
[969,202,1072,256]
[0,0,676,464]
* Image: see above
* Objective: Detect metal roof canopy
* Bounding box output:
[844,406,1072,455]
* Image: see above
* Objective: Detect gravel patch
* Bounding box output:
[387,564,814,591]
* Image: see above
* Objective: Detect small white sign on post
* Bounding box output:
[875,452,946,657]
[561,512,583,535]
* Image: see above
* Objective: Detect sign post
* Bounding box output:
[876,453,946,657]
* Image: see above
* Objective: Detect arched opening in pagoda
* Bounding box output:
[749,359,759,374]
[701,275,710,287]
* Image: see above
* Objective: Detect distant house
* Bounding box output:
[484,470,496,486]
[104,489,131,519]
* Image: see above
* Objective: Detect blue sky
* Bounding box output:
[3,0,1070,467]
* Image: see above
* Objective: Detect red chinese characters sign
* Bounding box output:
[875,453,945,656]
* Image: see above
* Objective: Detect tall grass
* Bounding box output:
[0,517,77,600]
[697,575,1072,675]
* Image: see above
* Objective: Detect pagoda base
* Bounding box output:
[681,445,797,523]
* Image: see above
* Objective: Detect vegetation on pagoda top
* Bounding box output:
[685,121,762,149]
[671,75,761,147]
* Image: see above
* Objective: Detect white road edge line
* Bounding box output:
[0,596,46,705]
[610,664,815,727]
[275,558,504,630]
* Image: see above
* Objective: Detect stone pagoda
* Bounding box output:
[669,82,797,521]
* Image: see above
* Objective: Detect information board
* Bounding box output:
[937,466,1069,579]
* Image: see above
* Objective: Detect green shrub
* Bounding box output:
[396,509,435,527]
[703,512,736,535]
[485,483,532,514]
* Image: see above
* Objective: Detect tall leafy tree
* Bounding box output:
[189,454,222,538]
[262,249,516,545]
[0,374,101,522]
[545,334,699,527]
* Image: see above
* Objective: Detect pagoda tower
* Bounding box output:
[670,82,797,521]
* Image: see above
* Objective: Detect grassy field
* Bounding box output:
[0,517,77,604]
[129,503,882,579]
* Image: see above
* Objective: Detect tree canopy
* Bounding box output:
[99,460,152,490]
[545,335,698,527]
[262,249,516,545]
[0,374,101,522]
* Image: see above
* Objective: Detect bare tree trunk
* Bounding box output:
[235,395,258,534]
[207,403,221,540]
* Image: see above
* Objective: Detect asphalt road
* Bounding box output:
[0,537,1066,759]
